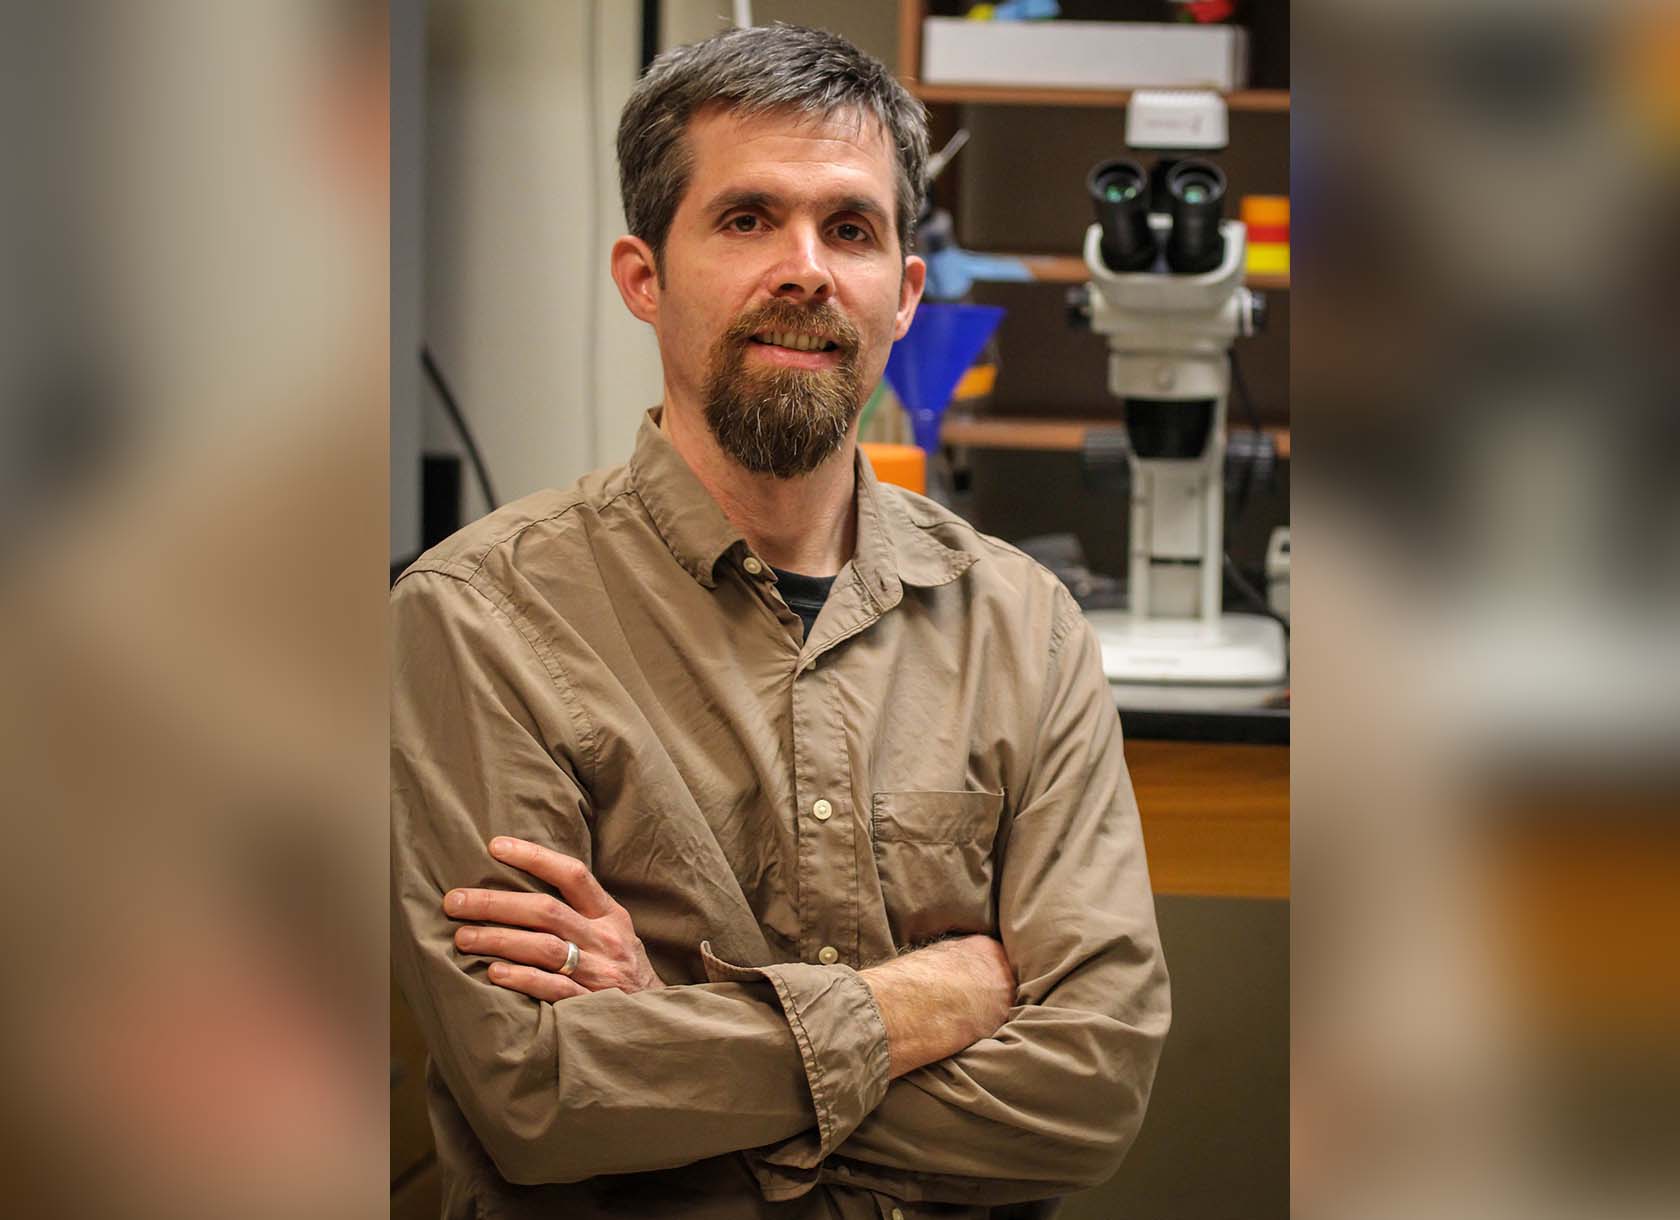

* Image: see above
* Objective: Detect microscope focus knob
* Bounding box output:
[1065,284,1092,330]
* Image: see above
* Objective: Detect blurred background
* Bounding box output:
[0,2,388,1218]
[1291,1,1680,1218]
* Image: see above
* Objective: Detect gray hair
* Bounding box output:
[616,23,929,277]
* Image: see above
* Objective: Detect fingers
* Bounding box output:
[488,836,617,918]
[484,961,588,1003]
[456,926,624,993]
[455,925,588,978]
[444,886,586,941]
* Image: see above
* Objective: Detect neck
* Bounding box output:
[660,400,858,578]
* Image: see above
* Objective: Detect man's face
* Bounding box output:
[650,105,924,478]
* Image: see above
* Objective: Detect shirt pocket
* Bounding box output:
[871,789,1005,947]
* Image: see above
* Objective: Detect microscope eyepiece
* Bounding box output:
[1086,159,1156,273]
[1164,159,1227,275]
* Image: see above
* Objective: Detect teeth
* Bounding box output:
[756,331,827,352]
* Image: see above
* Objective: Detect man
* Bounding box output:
[392,24,1168,1219]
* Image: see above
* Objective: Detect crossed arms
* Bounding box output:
[391,571,1170,1203]
[445,835,1016,1082]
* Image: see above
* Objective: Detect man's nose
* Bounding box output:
[766,223,832,303]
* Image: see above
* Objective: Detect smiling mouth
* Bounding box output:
[749,331,840,353]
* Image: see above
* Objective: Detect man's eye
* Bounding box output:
[834,223,869,243]
[727,215,759,233]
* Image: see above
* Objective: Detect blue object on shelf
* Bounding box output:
[925,247,1032,300]
[979,0,1061,20]
[882,302,1006,455]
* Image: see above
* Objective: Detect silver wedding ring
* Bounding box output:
[559,939,580,976]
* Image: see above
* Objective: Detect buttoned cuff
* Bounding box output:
[700,941,892,1200]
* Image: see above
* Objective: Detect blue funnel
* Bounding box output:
[882,302,1005,454]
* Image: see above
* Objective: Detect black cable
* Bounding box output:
[1230,345,1263,437]
[421,345,499,511]
[1224,551,1289,637]
[639,0,660,73]
[1222,348,1288,636]
[1226,347,1267,525]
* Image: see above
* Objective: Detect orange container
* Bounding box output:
[860,442,927,495]
[1241,195,1290,231]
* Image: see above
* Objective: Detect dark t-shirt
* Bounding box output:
[770,565,836,642]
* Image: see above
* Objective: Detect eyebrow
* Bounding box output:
[702,187,891,227]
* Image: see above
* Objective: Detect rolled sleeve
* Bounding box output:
[700,942,893,1200]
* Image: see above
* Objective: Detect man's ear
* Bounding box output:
[610,235,661,326]
[893,254,927,341]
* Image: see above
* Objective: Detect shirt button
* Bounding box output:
[742,555,764,576]
[812,798,832,821]
[817,945,839,965]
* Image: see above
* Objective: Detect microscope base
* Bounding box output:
[1085,610,1287,686]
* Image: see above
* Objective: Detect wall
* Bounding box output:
[662,1,900,64]
[391,0,422,565]
[422,0,662,526]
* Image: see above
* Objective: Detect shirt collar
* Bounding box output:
[628,406,979,596]
[849,440,978,608]
[628,408,745,589]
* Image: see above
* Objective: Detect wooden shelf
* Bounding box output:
[1012,253,1288,290]
[896,2,1288,115]
[944,413,1290,461]
[944,415,1092,451]
[911,83,1290,112]
[1016,254,1087,282]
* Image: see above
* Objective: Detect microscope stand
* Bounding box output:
[1084,609,1287,687]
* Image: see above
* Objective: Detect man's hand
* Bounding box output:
[860,934,1016,1079]
[445,837,665,1001]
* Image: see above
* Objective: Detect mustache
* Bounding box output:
[721,301,860,351]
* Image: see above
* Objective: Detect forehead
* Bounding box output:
[679,105,897,206]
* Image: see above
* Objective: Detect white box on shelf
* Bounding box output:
[921,18,1249,92]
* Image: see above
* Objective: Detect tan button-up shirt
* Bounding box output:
[391,409,1170,1219]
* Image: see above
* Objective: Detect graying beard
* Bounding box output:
[704,362,861,479]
